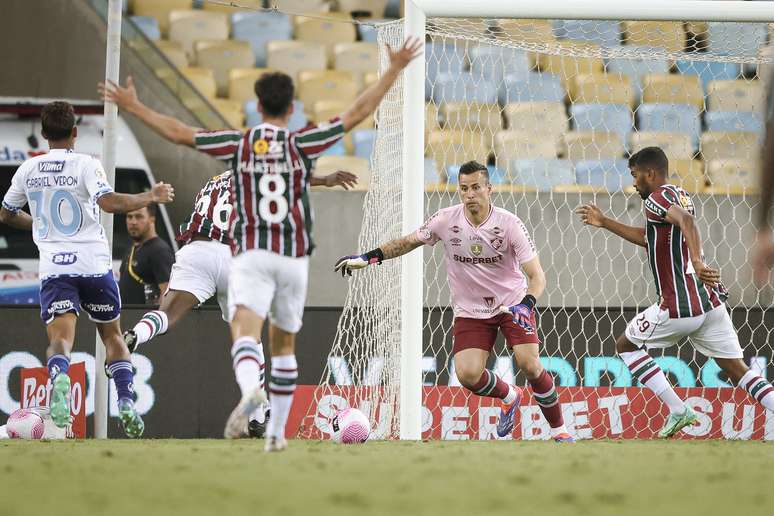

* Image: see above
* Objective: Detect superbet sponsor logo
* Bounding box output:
[453,254,502,265]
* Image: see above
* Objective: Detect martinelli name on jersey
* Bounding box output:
[178,170,234,246]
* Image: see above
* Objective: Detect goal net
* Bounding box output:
[300,12,774,440]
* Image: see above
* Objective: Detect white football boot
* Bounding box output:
[224,387,267,439]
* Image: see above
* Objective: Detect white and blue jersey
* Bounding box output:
[2,149,113,279]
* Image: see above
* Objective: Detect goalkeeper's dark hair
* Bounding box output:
[628,147,668,177]
[41,101,75,141]
[254,72,294,118]
[458,160,489,182]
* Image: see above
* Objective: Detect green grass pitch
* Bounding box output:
[0,439,771,516]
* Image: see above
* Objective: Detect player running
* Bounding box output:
[335,160,575,442]
[100,37,422,450]
[577,147,774,438]
[0,101,174,437]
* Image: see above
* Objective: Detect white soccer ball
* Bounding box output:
[331,408,370,444]
[6,408,45,440]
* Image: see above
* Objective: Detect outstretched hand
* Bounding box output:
[325,170,359,190]
[575,203,606,228]
[151,182,175,204]
[98,76,139,110]
[387,37,423,71]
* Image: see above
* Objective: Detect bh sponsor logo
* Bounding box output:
[52,252,77,265]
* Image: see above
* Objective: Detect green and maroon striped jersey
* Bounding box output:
[644,184,723,318]
[177,170,233,246]
[194,119,345,256]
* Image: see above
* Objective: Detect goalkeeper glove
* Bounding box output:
[334,248,384,277]
[499,295,537,333]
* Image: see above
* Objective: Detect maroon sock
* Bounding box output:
[529,369,564,428]
[469,369,510,400]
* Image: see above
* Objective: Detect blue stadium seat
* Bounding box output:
[245,100,307,131]
[353,129,376,159]
[446,165,507,185]
[432,72,498,104]
[424,158,440,184]
[553,20,620,46]
[570,104,634,150]
[358,22,383,43]
[130,16,161,41]
[500,72,565,105]
[232,11,292,67]
[385,0,402,18]
[708,22,768,56]
[322,140,347,156]
[509,159,575,191]
[606,48,669,102]
[705,111,764,134]
[675,60,740,92]
[575,159,630,191]
[426,42,467,100]
[469,45,531,85]
[636,104,701,151]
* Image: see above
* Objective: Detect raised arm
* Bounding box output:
[664,205,720,289]
[0,207,33,230]
[99,76,200,147]
[97,182,175,214]
[576,203,646,248]
[334,232,424,276]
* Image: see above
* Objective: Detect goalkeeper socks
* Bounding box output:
[620,350,685,414]
[267,354,297,439]
[528,369,564,429]
[470,369,515,402]
[107,360,135,402]
[47,354,70,381]
[133,310,169,345]
[230,337,265,398]
[739,370,774,412]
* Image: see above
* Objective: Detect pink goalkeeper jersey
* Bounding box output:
[416,204,538,319]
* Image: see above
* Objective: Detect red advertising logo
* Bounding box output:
[20,362,86,438]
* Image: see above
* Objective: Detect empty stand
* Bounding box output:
[440,103,502,134]
[574,159,630,191]
[295,13,357,61]
[499,72,565,104]
[700,131,760,161]
[298,71,359,113]
[266,40,327,83]
[195,40,255,97]
[504,102,568,139]
[636,104,701,151]
[426,130,492,180]
[622,21,686,52]
[231,11,292,67]
[228,68,271,104]
[705,111,764,134]
[569,73,635,107]
[132,0,191,37]
[508,158,575,191]
[641,74,704,110]
[570,104,633,149]
[553,20,620,46]
[629,131,694,160]
[168,10,229,59]
[707,80,765,112]
[562,131,624,160]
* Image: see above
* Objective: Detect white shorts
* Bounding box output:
[624,303,743,359]
[167,239,232,321]
[228,249,309,333]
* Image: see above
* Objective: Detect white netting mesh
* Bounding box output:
[301,17,774,440]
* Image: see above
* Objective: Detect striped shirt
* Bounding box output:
[177,170,233,246]
[195,119,345,256]
[644,184,723,318]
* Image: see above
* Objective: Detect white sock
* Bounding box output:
[739,370,774,412]
[230,337,264,398]
[620,350,685,414]
[503,385,519,404]
[267,354,298,440]
[133,310,169,345]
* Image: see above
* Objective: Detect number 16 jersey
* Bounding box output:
[177,170,234,246]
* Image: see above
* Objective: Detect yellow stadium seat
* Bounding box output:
[705,159,760,193]
[295,13,357,61]
[312,100,370,153]
[670,159,707,193]
[426,103,439,131]
[562,131,624,160]
[536,43,604,85]
[337,0,388,16]
[440,103,503,134]
[266,41,327,83]
[496,19,555,44]
[622,21,686,52]
[269,0,329,12]
[180,67,217,98]
[228,68,272,103]
[494,131,558,166]
[195,40,255,98]
[169,10,229,59]
[133,39,189,69]
[629,131,694,160]
[312,156,371,191]
[700,131,760,161]
[504,102,569,138]
[426,130,493,181]
[569,73,635,107]
[202,0,262,13]
[334,42,378,88]
[298,71,359,112]
[210,98,244,129]
[133,0,192,37]
[707,80,765,112]
[642,74,704,110]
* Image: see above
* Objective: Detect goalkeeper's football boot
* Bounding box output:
[118,399,145,438]
[264,435,288,453]
[49,373,71,428]
[123,329,139,353]
[553,432,576,443]
[658,406,698,438]
[224,387,267,439]
[496,387,523,438]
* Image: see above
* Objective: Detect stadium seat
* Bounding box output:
[495,131,558,167]
[228,68,271,104]
[504,102,568,139]
[424,158,440,184]
[447,165,508,185]
[439,103,502,134]
[266,41,327,83]
[295,13,357,61]
[425,42,467,100]
[674,60,740,92]
[178,67,217,98]
[231,11,292,67]
[499,72,566,105]
[606,48,669,102]
[636,104,701,151]
[569,104,633,149]
[426,130,492,181]
[168,10,229,59]
[432,73,498,105]
[313,156,371,191]
[268,0,329,12]
[337,0,388,16]
[641,74,704,110]
[552,20,621,47]
[312,100,373,130]
[568,73,635,107]
[357,23,380,43]
[334,42,378,88]
[195,40,255,98]
[132,0,191,37]
[385,0,402,18]
[707,80,765,113]
[154,40,189,68]
[202,0,262,12]
[495,19,556,45]
[244,99,307,131]
[700,131,760,161]
[622,21,686,52]
[210,98,244,128]
[705,159,760,193]
[629,131,694,160]
[298,71,359,112]
[562,131,624,160]
[670,159,707,193]
[508,158,574,191]
[468,45,532,85]
[130,16,161,41]
[353,129,376,159]
[574,159,630,191]
[705,111,764,135]
[708,22,768,56]
[536,44,604,85]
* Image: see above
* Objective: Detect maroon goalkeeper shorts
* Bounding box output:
[452,312,540,355]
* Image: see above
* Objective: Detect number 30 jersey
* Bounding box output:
[177,170,234,246]
[2,149,114,279]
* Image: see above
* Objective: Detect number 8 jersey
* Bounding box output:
[2,149,114,279]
